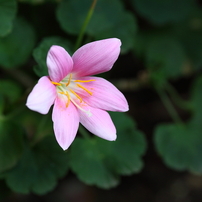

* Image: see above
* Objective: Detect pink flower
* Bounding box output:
[26,38,129,150]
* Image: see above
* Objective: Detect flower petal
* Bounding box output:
[52,97,79,150]
[79,105,116,141]
[72,38,121,77]
[26,76,56,114]
[47,45,73,82]
[75,76,129,112]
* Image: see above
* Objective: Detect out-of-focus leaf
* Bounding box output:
[0,121,24,173]
[5,136,69,194]
[69,138,119,189]
[0,17,36,68]
[0,97,4,115]
[94,11,137,53]
[146,37,186,84]
[56,0,91,35]
[179,31,202,71]
[56,0,137,52]
[33,36,73,77]
[0,80,22,104]
[0,0,17,37]
[191,76,202,112]
[189,76,202,128]
[18,0,57,4]
[154,123,202,173]
[69,112,146,188]
[132,0,196,25]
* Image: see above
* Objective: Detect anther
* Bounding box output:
[74,79,95,83]
[51,81,61,86]
[70,89,83,103]
[76,84,93,95]
[66,74,72,86]
[65,92,71,107]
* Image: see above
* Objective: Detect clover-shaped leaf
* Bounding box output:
[69,112,147,188]
[154,123,202,173]
[5,136,69,194]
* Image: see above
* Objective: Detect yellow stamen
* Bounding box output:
[66,74,72,86]
[58,91,70,107]
[51,81,61,86]
[70,89,83,103]
[76,84,93,95]
[65,91,71,107]
[74,79,95,83]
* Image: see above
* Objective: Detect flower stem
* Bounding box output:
[74,0,97,50]
[156,87,184,126]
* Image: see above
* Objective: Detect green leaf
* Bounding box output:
[146,36,186,84]
[94,11,137,53]
[0,80,22,104]
[69,138,119,189]
[0,0,17,37]
[189,76,202,128]
[33,36,73,77]
[0,17,36,68]
[107,112,146,174]
[5,136,69,194]
[56,0,92,35]
[69,112,146,188]
[56,0,137,52]
[18,0,57,4]
[180,31,202,70]
[191,76,202,112]
[154,123,202,173]
[0,121,24,173]
[132,0,196,25]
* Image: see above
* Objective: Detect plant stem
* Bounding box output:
[156,87,184,126]
[74,0,97,50]
[164,82,192,111]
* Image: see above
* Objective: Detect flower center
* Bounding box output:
[51,74,95,115]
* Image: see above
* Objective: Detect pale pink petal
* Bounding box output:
[78,105,116,141]
[26,76,56,114]
[75,76,129,112]
[72,38,121,77]
[52,97,79,150]
[47,45,73,82]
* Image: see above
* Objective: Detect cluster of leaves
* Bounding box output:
[0,0,202,198]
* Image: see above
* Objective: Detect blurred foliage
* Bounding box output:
[0,0,202,198]
[69,112,146,188]
[0,17,36,68]
[0,0,17,37]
